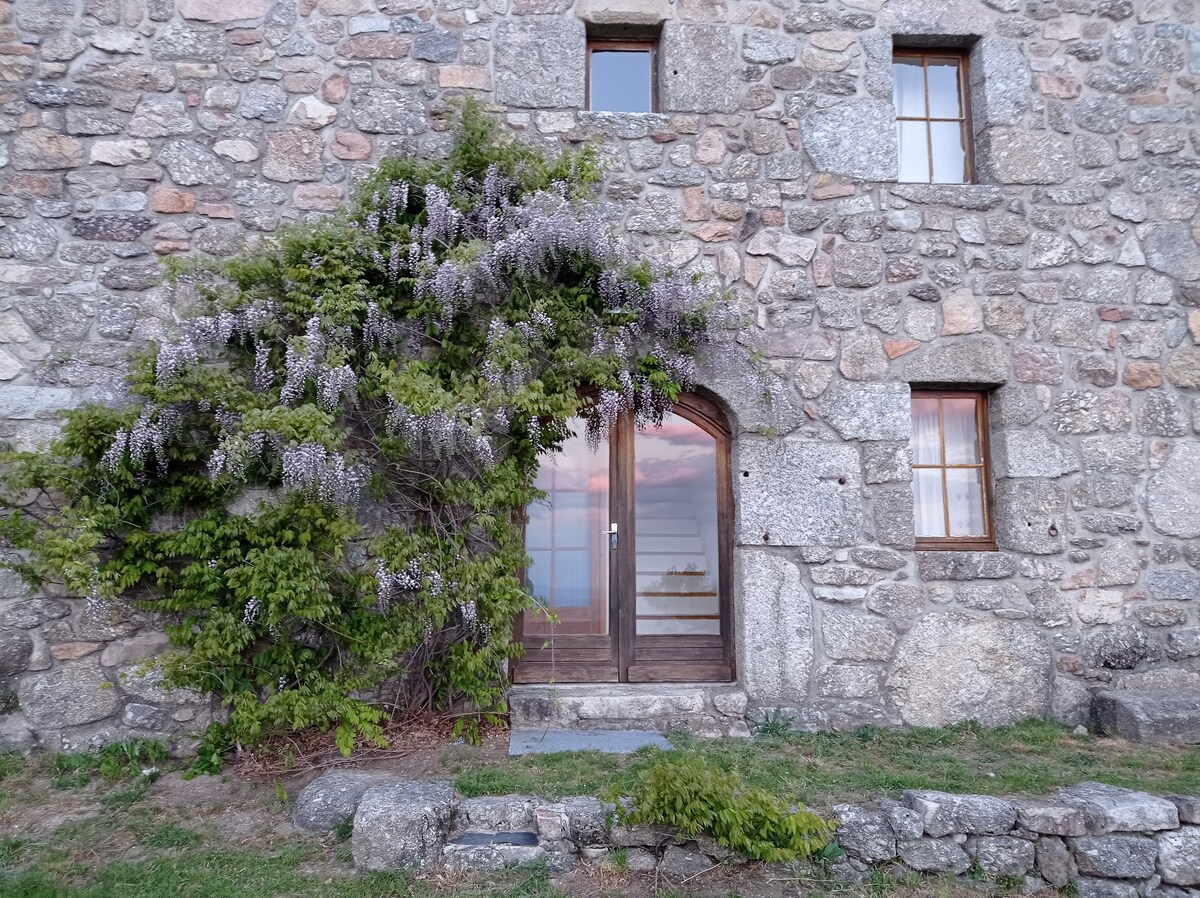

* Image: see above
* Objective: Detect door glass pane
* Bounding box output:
[914,468,946,538]
[897,120,930,183]
[892,57,925,117]
[942,396,980,464]
[946,467,985,536]
[524,419,609,636]
[926,57,962,118]
[634,413,721,637]
[911,396,942,465]
[930,120,967,184]
[553,551,592,606]
[590,50,652,113]
[525,501,552,549]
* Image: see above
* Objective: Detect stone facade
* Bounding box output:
[2,0,1200,749]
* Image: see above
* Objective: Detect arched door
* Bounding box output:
[515,395,734,683]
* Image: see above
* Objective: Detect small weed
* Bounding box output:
[0,837,23,868]
[98,740,167,780]
[608,847,628,871]
[46,740,167,791]
[272,780,290,810]
[868,870,894,896]
[183,733,227,779]
[332,819,354,843]
[99,775,156,811]
[0,754,23,781]
[0,870,66,898]
[0,691,16,714]
[47,752,100,790]
[752,707,794,738]
[497,867,567,898]
[142,824,201,850]
[994,874,1025,894]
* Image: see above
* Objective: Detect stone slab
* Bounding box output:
[1092,689,1200,745]
[509,729,671,756]
[1053,781,1179,834]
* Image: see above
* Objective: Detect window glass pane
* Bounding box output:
[897,120,930,183]
[911,396,942,465]
[926,57,962,118]
[914,468,946,538]
[946,468,986,537]
[892,57,925,117]
[590,49,652,113]
[942,396,981,465]
[930,120,967,184]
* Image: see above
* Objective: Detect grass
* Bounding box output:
[0,749,574,898]
[0,813,569,898]
[451,718,1200,808]
[0,863,569,898]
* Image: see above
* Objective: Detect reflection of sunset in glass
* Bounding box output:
[634,415,714,488]
[635,414,721,637]
[524,411,723,641]
[526,419,609,635]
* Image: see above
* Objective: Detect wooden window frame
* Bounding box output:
[585,39,658,113]
[513,392,735,684]
[911,388,996,552]
[893,48,976,185]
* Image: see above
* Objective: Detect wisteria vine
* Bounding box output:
[0,102,722,756]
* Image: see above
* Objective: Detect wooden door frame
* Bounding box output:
[513,393,735,684]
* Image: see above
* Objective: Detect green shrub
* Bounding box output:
[618,757,835,863]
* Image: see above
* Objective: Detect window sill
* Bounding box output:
[577,110,670,138]
[914,538,998,552]
[887,183,1004,207]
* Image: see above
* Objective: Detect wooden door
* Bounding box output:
[514,396,734,684]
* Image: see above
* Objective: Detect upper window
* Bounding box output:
[911,390,994,550]
[893,49,975,184]
[587,39,656,113]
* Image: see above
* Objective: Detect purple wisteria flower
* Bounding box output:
[280,443,369,505]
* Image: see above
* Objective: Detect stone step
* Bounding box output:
[1092,688,1200,745]
[508,684,750,738]
[509,728,671,755]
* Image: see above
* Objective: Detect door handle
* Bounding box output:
[602,523,618,550]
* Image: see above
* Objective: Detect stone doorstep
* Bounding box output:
[507,683,749,734]
[508,728,671,755]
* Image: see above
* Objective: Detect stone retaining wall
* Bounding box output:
[3,0,1200,747]
[292,773,1200,893]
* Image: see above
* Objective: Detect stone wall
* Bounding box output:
[2,0,1200,748]
[291,772,1200,894]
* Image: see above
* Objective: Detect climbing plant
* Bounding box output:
[0,101,721,755]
